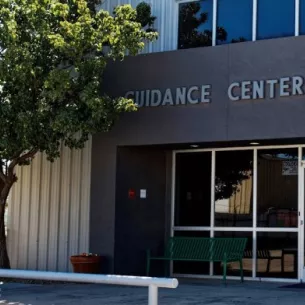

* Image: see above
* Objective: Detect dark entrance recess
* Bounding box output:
[114,147,167,276]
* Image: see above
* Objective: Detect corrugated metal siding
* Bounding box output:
[5,0,172,272]
[7,139,91,272]
[99,0,178,53]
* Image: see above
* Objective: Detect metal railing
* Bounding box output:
[0,269,179,305]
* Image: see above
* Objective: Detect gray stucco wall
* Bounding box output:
[114,147,167,275]
[102,36,305,145]
[90,36,305,274]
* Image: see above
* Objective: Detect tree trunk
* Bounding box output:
[0,202,10,269]
[0,175,15,269]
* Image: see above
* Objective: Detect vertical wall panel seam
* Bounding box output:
[77,149,84,254]
[66,148,73,271]
[26,165,33,269]
[16,167,23,268]
[160,0,165,52]
[168,0,173,51]
[80,138,91,252]
[68,147,81,271]
[87,138,92,249]
[26,156,38,270]
[36,153,43,270]
[48,154,60,271]
[55,144,63,271]
[46,157,52,271]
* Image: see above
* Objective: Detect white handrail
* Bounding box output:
[0,269,179,305]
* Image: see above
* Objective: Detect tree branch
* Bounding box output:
[19,149,39,162]
[8,149,38,177]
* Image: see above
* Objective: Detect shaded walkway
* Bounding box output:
[1,279,305,304]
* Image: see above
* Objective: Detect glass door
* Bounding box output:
[255,148,299,280]
[173,151,212,275]
[301,149,305,282]
[213,150,254,278]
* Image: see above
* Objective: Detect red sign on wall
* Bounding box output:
[128,189,136,199]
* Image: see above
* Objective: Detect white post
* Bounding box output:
[148,285,158,305]
[0,270,178,305]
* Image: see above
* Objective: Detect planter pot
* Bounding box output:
[70,255,102,274]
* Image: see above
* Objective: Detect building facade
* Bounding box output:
[8,0,305,282]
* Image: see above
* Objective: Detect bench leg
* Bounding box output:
[146,259,150,276]
[267,259,271,274]
[223,261,227,284]
[146,251,151,276]
[239,259,244,282]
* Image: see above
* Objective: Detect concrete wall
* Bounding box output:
[90,36,305,273]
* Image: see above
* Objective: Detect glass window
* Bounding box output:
[257,0,295,40]
[257,149,298,228]
[214,231,253,277]
[217,0,252,45]
[257,232,297,278]
[301,0,305,35]
[178,0,214,49]
[175,152,212,226]
[215,150,253,227]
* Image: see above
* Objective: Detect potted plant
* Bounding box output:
[70,253,102,274]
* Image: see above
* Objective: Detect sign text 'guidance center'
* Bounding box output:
[124,76,305,107]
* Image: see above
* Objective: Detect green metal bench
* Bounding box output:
[146,237,247,282]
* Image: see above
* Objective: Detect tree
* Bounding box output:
[0,0,158,269]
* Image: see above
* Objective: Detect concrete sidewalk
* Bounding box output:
[0,280,304,305]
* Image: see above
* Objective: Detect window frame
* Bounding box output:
[174,0,300,49]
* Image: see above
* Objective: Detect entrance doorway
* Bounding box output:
[171,146,303,281]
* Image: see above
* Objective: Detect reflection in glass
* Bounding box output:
[257,149,298,228]
[257,233,297,278]
[173,231,210,275]
[301,0,305,35]
[214,231,252,277]
[178,0,226,49]
[257,0,295,40]
[217,0,252,45]
[215,151,253,227]
[175,152,211,226]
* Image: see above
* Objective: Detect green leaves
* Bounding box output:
[0,0,158,164]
